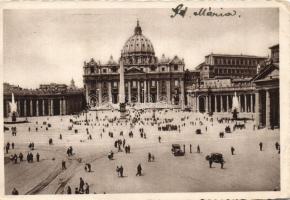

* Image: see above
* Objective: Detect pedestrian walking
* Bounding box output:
[136,163,142,176]
[197,145,200,153]
[231,147,235,155]
[62,160,66,170]
[259,142,263,151]
[67,186,72,194]
[11,188,19,195]
[36,152,40,162]
[85,183,89,194]
[79,177,85,193]
[190,144,192,153]
[148,153,151,162]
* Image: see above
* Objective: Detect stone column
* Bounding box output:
[98,82,102,105]
[265,90,271,128]
[85,84,89,106]
[214,95,217,112]
[238,95,242,112]
[156,81,160,102]
[205,96,208,113]
[30,100,33,116]
[208,95,211,112]
[59,99,63,115]
[128,81,132,103]
[196,96,199,112]
[144,80,147,103]
[255,92,260,127]
[63,99,66,115]
[220,95,224,112]
[251,94,255,113]
[35,100,39,116]
[17,100,21,116]
[51,99,54,116]
[48,100,51,116]
[148,81,151,103]
[24,100,27,117]
[227,95,230,112]
[108,82,112,103]
[166,80,171,104]
[244,94,248,112]
[42,100,45,116]
[137,81,141,103]
[180,79,185,109]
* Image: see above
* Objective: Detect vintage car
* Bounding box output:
[196,129,202,135]
[171,144,185,156]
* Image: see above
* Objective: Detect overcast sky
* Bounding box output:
[3,8,278,89]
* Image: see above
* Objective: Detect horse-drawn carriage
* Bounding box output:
[205,153,225,168]
[171,144,185,156]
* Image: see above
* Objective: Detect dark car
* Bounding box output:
[171,144,185,156]
[196,129,202,134]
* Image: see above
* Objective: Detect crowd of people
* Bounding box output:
[6,107,280,194]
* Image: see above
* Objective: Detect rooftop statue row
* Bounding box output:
[83,54,184,67]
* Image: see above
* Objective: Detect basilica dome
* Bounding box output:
[121,21,156,64]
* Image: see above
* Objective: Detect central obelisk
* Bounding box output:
[119,59,126,119]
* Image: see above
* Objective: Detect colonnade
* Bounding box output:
[4,98,67,118]
[187,93,256,113]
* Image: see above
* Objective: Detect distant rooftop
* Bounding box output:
[205,53,267,59]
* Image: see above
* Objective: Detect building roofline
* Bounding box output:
[269,44,279,49]
[205,54,267,59]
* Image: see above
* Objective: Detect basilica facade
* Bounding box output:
[83,21,187,108]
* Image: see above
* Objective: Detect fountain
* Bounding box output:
[231,92,240,120]
[4,93,28,124]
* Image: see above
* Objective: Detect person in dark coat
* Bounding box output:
[11,142,14,149]
[75,187,79,194]
[275,142,280,150]
[36,153,40,162]
[67,186,72,194]
[136,163,142,176]
[62,160,66,170]
[119,165,124,177]
[19,153,23,162]
[197,145,200,153]
[11,188,19,195]
[85,183,89,194]
[231,147,235,155]
[148,153,151,162]
[79,177,85,193]
[259,142,263,151]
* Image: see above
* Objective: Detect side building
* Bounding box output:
[3,82,85,118]
[187,44,279,129]
[196,54,267,79]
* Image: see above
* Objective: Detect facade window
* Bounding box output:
[162,67,165,72]
[113,82,117,87]
[174,65,178,71]
[152,80,156,87]
[90,67,95,74]
[112,67,117,73]
[174,80,179,87]
[103,69,107,73]
[150,66,156,71]
[133,81,136,88]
